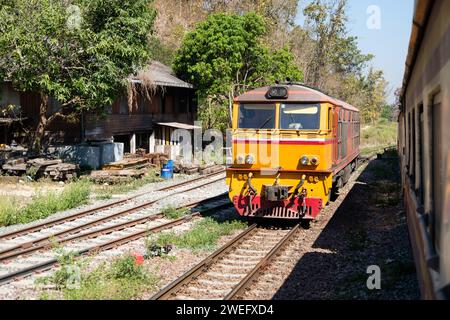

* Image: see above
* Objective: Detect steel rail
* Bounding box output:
[0,194,230,262]
[0,169,225,240]
[225,224,300,300]
[0,199,232,285]
[0,176,224,258]
[150,224,258,300]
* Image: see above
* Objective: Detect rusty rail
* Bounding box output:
[0,198,232,285]
[0,169,225,240]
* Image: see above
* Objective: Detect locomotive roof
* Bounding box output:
[235,84,359,112]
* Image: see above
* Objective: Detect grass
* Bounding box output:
[161,206,189,220]
[0,180,91,227]
[361,120,397,157]
[38,252,158,300]
[92,168,162,200]
[148,218,247,251]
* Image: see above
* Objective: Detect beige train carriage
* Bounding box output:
[398,0,450,299]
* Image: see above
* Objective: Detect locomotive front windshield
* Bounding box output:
[238,104,276,129]
[280,104,321,130]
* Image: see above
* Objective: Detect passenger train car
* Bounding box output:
[226,83,360,221]
[398,0,450,299]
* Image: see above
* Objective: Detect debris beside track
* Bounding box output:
[1,157,78,181]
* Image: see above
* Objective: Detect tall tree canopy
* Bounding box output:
[0,0,156,151]
[152,0,299,64]
[173,12,302,130]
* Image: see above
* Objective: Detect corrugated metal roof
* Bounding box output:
[157,122,201,130]
[131,61,193,89]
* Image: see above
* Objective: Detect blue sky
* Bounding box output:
[295,0,415,103]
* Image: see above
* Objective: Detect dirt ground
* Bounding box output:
[270,157,420,300]
[0,176,64,201]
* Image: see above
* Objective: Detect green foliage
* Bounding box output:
[161,206,189,220]
[109,255,147,280]
[152,218,246,251]
[38,254,158,300]
[173,12,302,129]
[0,0,156,149]
[52,249,81,289]
[0,180,91,226]
[148,36,176,65]
[360,121,397,157]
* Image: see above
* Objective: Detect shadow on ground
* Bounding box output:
[273,156,420,300]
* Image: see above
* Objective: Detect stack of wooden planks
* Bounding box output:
[90,154,168,184]
[1,157,78,181]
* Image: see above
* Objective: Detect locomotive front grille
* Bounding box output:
[245,202,300,219]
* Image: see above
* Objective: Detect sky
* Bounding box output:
[295,0,415,103]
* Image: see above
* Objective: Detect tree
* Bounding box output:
[173,12,302,129]
[152,0,300,64]
[302,0,348,87]
[0,0,156,152]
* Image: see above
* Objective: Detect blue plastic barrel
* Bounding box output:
[161,160,174,179]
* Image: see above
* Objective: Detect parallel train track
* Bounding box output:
[0,170,227,285]
[0,195,232,285]
[151,223,300,300]
[0,169,224,241]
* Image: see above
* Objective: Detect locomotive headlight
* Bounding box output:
[245,154,255,165]
[236,155,245,164]
[300,156,309,166]
[310,157,319,166]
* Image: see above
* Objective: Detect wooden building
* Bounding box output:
[0,61,198,155]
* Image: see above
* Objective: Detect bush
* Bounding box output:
[109,255,146,280]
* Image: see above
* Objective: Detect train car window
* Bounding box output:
[328,108,332,130]
[431,92,442,251]
[411,109,416,181]
[418,104,424,204]
[280,104,321,130]
[238,104,276,129]
[407,112,411,172]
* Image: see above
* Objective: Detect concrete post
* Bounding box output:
[149,130,155,153]
[130,133,136,154]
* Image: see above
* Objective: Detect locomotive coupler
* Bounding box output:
[293,175,307,197]
[298,188,308,216]
[246,172,257,196]
[246,173,257,215]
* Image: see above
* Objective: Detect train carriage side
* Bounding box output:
[398,0,450,299]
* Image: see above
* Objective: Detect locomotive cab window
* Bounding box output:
[238,104,276,129]
[280,104,320,130]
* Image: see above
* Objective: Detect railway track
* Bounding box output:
[0,170,225,260]
[0,194,233,285]
[0,169,224,241]
[151,223,300,300]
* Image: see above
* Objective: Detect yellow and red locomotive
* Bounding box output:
[226,83,360,221]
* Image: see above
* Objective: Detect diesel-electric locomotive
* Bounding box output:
[226,83,360,221]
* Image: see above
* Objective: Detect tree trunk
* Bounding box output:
[29,93,49,154]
